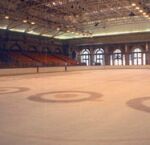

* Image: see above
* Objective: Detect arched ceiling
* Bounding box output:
[0,0,150,39]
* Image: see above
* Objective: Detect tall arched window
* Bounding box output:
[80,49,90,66]
[130,48,146,65]
[110,49,125,66]
[94,48,105,65]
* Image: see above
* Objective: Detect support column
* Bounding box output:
[90,48,94,66]
[125,44,129,65]
[104,47,110,66]
[77,49,81,64]
[146,42,150,65]
[68,46,73,58]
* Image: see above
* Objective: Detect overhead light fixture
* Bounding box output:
[42,34,52,38]
[0,26,7,29]
[23,20,27,23]
[131,2,149,20]
[135,7,140,10]
[131,3,136,7]
[52,2,56,6]
[139,9,143,13]
[57,27,60,31]
[5,16,9,19]
[10,28,25,33]
[144,15,149,18]
[31,22,35,25]
[27,31,40,35]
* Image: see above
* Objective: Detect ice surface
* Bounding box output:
[0,69,150,145]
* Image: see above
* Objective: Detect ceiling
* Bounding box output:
[0,0,150,39]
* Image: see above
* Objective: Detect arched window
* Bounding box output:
[130,48,146,65]
[80,49,90,66]
[94,48,105,65]
[110,49,125,66]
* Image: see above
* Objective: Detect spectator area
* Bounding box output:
[0,50,78,68]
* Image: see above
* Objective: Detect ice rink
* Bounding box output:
[0,69,150,145]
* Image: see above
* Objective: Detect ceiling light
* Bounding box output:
[27,31,40,35]
[5,16,9,19]
[10,29,25,33]
[131,3,136,7]
[31,22,35,25]
[135,7,140,10]
[57,27,60,31]
[23,20,27,23]
[144,15,149,18]
[52,2,56,6]
[0,26,7,29]
[139,9,143,13]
